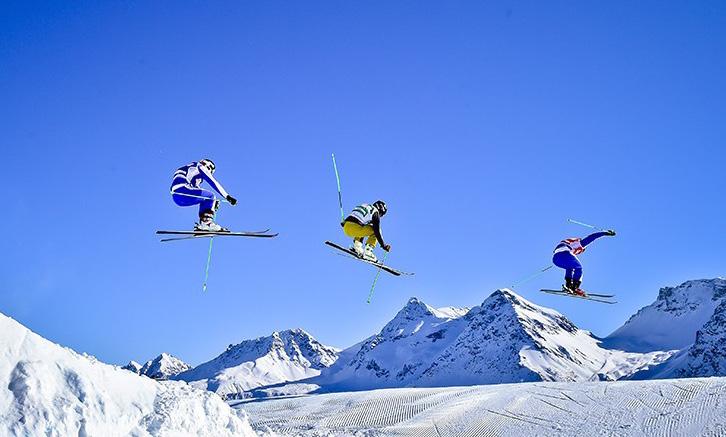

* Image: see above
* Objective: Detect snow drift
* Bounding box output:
[0,313,255,437]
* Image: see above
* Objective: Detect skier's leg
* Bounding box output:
[194,189,216,216]
[195,189,228,231]
[357,227,377,261]
[343,222,376,258]
[172,186,226,231]
[365,234,378,248]
[552,252,570,273]
[565,256,584,294]
[343,222,367,256]
[553,252,583,292]
[172,186,216,212]
[172,186,204,207]
[343,222,365,240]
[571,264,584,291]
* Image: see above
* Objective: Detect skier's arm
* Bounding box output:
[580,231,614,247]
[371,213,389,251]
[199,166,230,199]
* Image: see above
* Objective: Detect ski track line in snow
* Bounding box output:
[239,378,726,436]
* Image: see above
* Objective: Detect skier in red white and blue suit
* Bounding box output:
[170,159,237,232]
[552,230,616,296]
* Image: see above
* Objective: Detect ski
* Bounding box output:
[157,229,272,235]
[581,292,615,298]
[540,289,617,304]
[324,241,413,277]
[157,229,277,242]
[539,289,614,298]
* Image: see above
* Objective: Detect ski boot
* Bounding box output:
[350,240,366,258]
[194,211,229,232]
[565,279,586,297]
[363,245,378,263]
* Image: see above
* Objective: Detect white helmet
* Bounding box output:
[199,158,216,173]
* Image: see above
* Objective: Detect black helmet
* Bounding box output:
[373,200,387,216]
[199,158,216,173]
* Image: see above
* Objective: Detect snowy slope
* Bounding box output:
[0,313,255,437]
[175,328,338,399]
[605,278,726,352]
[316,290,669,391]
[632,298,726,380]
[124,353,192,380]
[240,377,726,436]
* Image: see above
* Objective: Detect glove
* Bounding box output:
[382,244,391,252]
[606,229,616,236]
[226,195,237,206]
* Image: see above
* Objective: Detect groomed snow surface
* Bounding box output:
[239,377,726,436]
[0,313,256,437]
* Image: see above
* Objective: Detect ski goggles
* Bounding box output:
[200,160,216,173]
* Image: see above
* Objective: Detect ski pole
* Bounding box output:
[331,153,344,221]
[511,265,553,289]
[202,236,214,292]
[367,251,388,304]
[567,218,606,232]
[169,191,230,203]
[201,207,222,292]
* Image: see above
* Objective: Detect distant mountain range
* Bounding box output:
[123,352,191,380]
[172,328,339,399]
[130,278,726,399]
[314,289,671,392]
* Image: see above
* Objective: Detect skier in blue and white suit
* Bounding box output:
[170,159,237,232]
[552,230,616,296]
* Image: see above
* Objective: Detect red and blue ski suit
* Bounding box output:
[552,231,610,281]
[170,162,230,215]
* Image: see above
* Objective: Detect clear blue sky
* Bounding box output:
[2,1,724,366]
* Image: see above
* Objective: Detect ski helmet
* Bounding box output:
[373,200,387,216]
[199,158,216,173]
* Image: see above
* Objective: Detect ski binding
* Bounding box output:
[540,289,617,304]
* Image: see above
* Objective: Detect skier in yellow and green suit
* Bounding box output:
[341,200,391,263]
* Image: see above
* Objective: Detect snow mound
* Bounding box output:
[175,328,338,399]
[0,313,255,437]
[605,278,726,352]
[124,353,192,380]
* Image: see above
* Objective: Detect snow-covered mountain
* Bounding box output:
[605,278,726,352]
[175,328,339,399]
[631,297,726,380]
[124,353,192,380]
[316,290,669,391]
[0,312,255,437]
